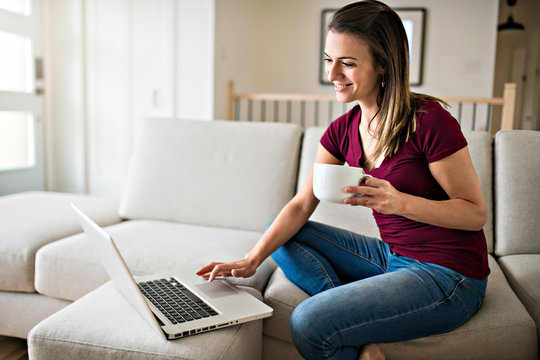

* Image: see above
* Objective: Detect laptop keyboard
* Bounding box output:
[138,278,219,325]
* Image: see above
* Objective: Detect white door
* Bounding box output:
[0,0,44,195]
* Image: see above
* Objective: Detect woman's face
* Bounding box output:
[324,30,383,105]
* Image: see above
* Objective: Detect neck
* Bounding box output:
[358,100,380,124]
[359,102,380,133]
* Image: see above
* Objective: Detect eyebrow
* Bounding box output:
[324,52,358,61]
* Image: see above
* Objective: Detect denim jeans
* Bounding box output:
[270,221,487,360]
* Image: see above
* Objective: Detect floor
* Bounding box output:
[0,337,28,360]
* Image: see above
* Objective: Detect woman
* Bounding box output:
[197,1,490,359]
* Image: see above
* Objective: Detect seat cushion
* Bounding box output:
[0,191,121,292]
[0,290,70,339]
[119,119,302,233]
[498,254,540,350]
[28,282,263,360]
[35,220,275,301]
[263,255,538,359]
[494,130,540,256]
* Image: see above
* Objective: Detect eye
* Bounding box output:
[342,62,356,68]
[323,57,333,64]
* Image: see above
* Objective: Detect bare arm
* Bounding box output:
[345,146,487,231]
[196,145,343,281]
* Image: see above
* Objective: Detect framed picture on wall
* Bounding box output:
[319,7,426,86]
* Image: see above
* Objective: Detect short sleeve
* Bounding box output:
[320,116,346,161]
[320,105,360,162]
[416,101,468,163]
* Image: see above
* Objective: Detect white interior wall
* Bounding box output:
[85,0,132,195]
[43,0,86,193]
[44,0,215,195]
[177,0,215,121]
[214,0,499,120]
[213,0,262,120]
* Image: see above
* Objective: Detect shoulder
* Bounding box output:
[412,99,467,162]
[414,99,460,133]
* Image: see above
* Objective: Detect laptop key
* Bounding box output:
[139,278,219,324]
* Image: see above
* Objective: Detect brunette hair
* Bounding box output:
[329,0,439,167]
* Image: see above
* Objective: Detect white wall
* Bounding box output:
[214,0,499,120]
[43,0,86,193]
[44,0,215,195]
[177,0,215,121]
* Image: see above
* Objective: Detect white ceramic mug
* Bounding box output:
[313,163,371,203]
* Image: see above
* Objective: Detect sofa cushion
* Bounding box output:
[35,220,275,301]
[498,254,540,349]
[297,128,494,247]
[0,191,121,292]
[119,119,302,233]
[0,291,70,339]
[463,130,493,253]
[263,255,538,359]
[28,282,263,360]
[494,130,540,256]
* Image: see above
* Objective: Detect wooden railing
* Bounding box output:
[228,81,516,132]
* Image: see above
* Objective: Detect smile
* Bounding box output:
[334,83,351,91]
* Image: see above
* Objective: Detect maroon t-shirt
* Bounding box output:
[320,100,490,279]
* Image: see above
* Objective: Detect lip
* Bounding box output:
[334,83,352,91]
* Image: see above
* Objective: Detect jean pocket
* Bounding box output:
[461,277,487,298]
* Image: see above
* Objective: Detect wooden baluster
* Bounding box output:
[486,104,492,132]
[472,103,477,130]
[501,82,516,130]
[228,80,235,120]
[315,101,320,127]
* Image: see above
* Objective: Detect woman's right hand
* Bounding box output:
[196,254,260,282]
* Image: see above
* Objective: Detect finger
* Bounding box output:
[209,264,228,282]
[344,193,374,206]
[344,185,375,196]
[208,262,242,282]
[364,176,382,187]
[195,262,222,276]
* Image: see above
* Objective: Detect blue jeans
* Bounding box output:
[270,221,487,360]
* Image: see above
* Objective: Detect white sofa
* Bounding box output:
[0,118,538,359]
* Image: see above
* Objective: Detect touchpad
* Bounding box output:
[196,280,239,299]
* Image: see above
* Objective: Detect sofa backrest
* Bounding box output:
[494,130,540,256]
[463,131,494,253]
[298,127,494,251]
[119,118,303,232]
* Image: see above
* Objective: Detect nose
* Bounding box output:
[326,61,341,82]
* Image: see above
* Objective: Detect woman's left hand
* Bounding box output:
[343,176,407,215]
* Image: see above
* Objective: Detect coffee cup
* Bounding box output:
[313,163,371,203]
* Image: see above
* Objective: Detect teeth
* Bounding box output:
[334,84,349,90]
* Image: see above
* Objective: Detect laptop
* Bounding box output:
[71,204,273,340]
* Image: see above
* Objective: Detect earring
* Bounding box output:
[381,74,385,88]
